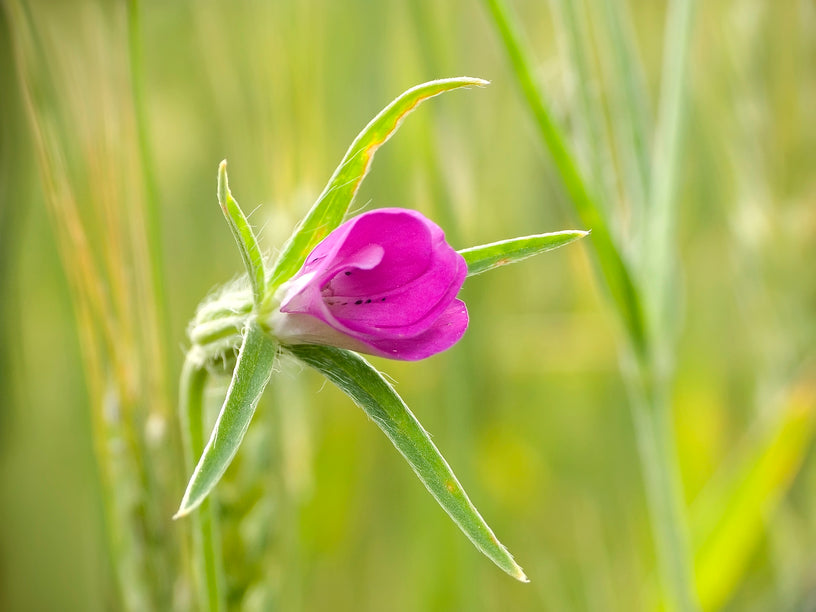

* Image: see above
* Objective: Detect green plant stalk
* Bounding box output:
[482,0,646,361]
[482,0,698,608]
[640,1,699,609]
[126,0,167,347]
[629,379,698,612]
[643,0,696,355]
[5,2,167,607]
[180,355,226,612]
[550,0,609,206]
[595,0,652,215]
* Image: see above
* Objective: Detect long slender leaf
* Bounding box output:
[550,0,610,206]
[217,160,266,308]
[459,230,588,277]
[642,0,696,336]
[595,0,652,214]
[481,0,647,361]
[267,77,489,295]
[483,2,699,610]
[175,319,278,517]
[286,344,529,582]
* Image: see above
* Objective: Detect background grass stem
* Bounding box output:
[483,0,699,608]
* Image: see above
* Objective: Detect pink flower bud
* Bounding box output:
[273,208,468,360]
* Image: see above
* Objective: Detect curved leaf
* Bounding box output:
[175,319,278,518]
[286,343,528,582]
[459,230,588,277]
[267,77,489,294]
[217,160,266,307]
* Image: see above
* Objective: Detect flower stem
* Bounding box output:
[180,355,226,612]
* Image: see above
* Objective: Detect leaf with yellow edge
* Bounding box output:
[267,77,489,295]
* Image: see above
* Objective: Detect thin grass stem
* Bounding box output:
[550,0,610,209]
[595,0,652,217]
[482,0,699,608]
[643,0,696,341]
[126,0,170,403]
[180,355,226,612]
[482,0,647,362]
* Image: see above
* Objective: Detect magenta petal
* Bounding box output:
[361,300,469,361]
[276,208,469,360]
[326,248,465,337]
[280,243,385,316]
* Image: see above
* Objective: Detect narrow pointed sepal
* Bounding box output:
[459,230,589,277]
[217,160,267,308]
[175,318,277,518]
[286,343,528,581]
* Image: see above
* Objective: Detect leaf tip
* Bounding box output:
[172,506,189,521]
[217,159,229,212]
[173,489,202,520]
[512,564,530,583]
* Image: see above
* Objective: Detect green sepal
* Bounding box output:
[217,160,266,308]
[175,319,278,518]
[459,230,588,277]
[266,77,489,296]
[286,343,529,582]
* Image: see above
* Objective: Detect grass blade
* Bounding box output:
[287,344,529,582]
[550,0,610,205]
[594,0,652,214]
[483,1,700,609]
[217,160,266,308]
[175,319,278,517]
[481,0,647,360]
[459,230,588,277]
[642,0,696,334]
[267,77,489,294]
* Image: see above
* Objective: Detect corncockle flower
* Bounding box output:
[178,78,587,588]
[271,208,468,360]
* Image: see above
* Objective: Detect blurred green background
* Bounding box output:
[1,0,815,610]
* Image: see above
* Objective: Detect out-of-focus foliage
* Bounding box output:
[0,1,814,611]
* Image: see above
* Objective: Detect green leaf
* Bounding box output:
[217,160,266,308]
[266,77,489,295]
[286,344,529,582]
[175,319,278,518]
[459,230,588,277]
